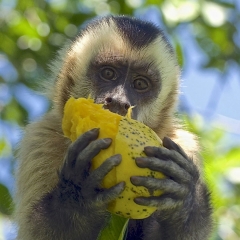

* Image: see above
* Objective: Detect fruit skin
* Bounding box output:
[62,97,164,219]
[108,118,164,219]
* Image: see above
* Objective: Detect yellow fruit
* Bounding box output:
[62,97,164,219]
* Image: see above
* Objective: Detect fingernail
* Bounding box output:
[144,146,151,150]
[113,154,122,164]
[103,138,112,144]
[133,197,144,205]
[163,137,178,150]
[163,136,173,145]
[117,181,126,190]
[144,146,154,153]
[135,157,143,163]
[91,128,100,133]
[130,176,140,185]
[135,157,148,167]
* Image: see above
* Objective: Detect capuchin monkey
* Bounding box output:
[15,16,212,240]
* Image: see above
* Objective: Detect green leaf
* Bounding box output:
[98,214,129,240]
[0,184,13,215]
[118,219,129,240]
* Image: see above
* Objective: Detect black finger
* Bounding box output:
[86,154,122,188]
[135,157,191,183]
[75,138,112,174]
[130,177,187,197]
[97,182,125,205]
[144,146,196,176]
[163,137,188,159]
[66,128,100,168]
[134,196,183,209]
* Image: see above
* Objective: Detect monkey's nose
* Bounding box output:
[104,97,130,116]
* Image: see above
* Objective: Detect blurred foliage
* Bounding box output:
[0,184,12,216]
[185,115,240,240]
[0,0,240,239]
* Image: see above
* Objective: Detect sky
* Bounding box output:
[181,33,240,149]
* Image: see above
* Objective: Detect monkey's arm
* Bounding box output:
[15,115,124,240]
[131,137,212,240]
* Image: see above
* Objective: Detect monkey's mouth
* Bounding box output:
[93,97,130,118]
[94,97,135,118]
[102,104,130,117]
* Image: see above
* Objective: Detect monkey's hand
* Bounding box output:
[59,128,124,209]
[35,128,124,240]
[130,137,212,240]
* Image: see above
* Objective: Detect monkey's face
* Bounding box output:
[55,16,180,132]
[87,54,161,119]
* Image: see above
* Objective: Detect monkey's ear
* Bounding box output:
[162,137,188,159]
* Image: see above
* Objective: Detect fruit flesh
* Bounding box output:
[62,97,164,219]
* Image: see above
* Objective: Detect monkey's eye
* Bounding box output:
[133,77,149,91]
[100,67,117,81]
